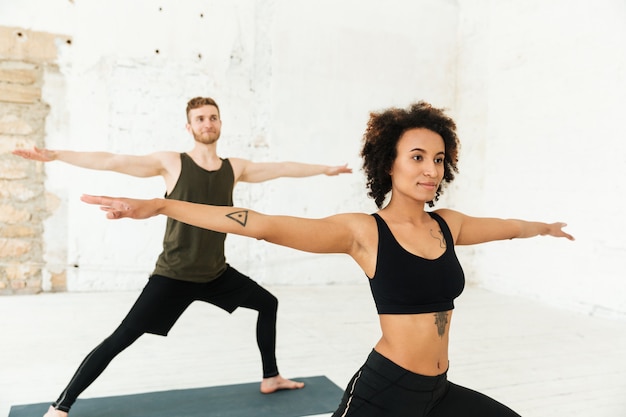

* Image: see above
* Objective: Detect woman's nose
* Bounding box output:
[423,161,436,176]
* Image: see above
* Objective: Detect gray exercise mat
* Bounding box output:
[9,375,343,417]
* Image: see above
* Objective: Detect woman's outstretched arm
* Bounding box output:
[80,194,362,255]
[436,208,575,245]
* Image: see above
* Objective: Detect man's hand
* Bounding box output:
[545,222,575,241]
[12,146,56,162]
[80,194,161,220]
[324,163,352,176]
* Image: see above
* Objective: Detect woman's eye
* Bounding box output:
[435,158,444,164]
[412,155,423,161]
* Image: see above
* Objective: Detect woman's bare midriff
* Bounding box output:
[374,311,453,376]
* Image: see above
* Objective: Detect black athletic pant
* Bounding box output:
[332,349,521,417]
[52,272,279,412]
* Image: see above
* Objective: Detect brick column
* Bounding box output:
[0,26,71,294]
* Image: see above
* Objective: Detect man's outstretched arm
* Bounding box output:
[13,146,171,178]
[231,158,352,183]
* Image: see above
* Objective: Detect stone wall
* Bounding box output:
[0,27,71,294]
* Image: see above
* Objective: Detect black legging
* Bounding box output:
[52,324,142,412]
[332,349,521,417]
[52,284,279,412]
[239,285,279,378]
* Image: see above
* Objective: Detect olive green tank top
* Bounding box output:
[152,153,234,283]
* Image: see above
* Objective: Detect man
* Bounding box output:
[13,96,352,417]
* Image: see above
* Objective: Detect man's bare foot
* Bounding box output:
[43,405,67,417]
[260,374,305,394]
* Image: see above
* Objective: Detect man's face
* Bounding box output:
[186,105,222,144]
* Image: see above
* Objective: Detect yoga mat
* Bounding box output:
[9,375,343,417]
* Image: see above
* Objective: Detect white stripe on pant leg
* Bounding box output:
[54,340,105,410]
[340,370,362,417]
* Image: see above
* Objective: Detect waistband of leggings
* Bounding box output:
[366,349,448,389]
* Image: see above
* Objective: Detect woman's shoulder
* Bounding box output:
[324,213,378,240]
[327,212,378,224]
[431,208,466,238]
[432,207,464,220]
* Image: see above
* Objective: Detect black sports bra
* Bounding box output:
[368,212,465,314]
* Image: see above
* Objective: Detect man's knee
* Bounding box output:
[102,324,143,353]
[258,290,278,313]
[254,287,279,313]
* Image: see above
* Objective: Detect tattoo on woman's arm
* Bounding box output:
[434,311,448,337]
[226,210,249,226]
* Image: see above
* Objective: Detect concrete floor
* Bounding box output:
[2,284,626,417]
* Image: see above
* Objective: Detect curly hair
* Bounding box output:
[361,101,460,208]
[186,97,220,122]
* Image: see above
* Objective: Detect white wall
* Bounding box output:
[0,0,458,288]
[455,0,626,319]
[3,0,625,320]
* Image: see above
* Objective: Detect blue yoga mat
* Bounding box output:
[10,375,343,417]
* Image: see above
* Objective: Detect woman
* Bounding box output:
[82,101,574,416]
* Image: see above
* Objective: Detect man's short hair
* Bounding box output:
[186,97,220,122]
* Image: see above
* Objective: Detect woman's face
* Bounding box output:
[389,128,445,204]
